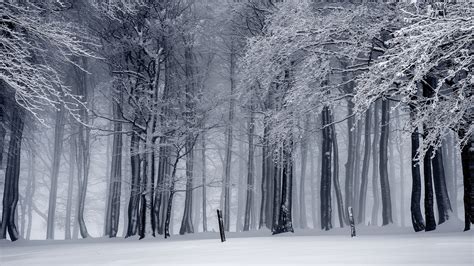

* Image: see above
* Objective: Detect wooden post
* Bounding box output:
[217,209,226,242]
[348,206,356,237]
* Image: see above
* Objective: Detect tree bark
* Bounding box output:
[259,116,274,229]
[410,126,425,232]
[273,139,294,234]
[26,150,35,240]
[379,99,392,225]
[0,107,24,241]
[320,107,332,231]
[272,144,282,232]
[65,132,76,239]
[74,57,90,239]
[459,131,473,231]
[201,134,208,232]
[432,147,452,224]
[358,109,371,224]
[222,43,236,231]
[244,107,255,231]
[330,113,344,228]
[126,131,141,237]
[353,120,363,220]
[298,116,309,229]
[371,100,381,225]
[423,145,437,231]
[105,94,123,237]
[47,106,65,239]
[179,140,195,235]
[345,101,356,224]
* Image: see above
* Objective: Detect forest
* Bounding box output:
[0,1,473,261]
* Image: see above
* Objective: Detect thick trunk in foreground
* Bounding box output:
[410,127,425,232]
[424,145,437,231]
[459,131,473,231]
[273,140,294,234]
[0,108,24,241]
[47,107,65,239]
[379,99,392,225]
[320,107,332,231]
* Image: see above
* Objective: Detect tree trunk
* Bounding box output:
[164,155,179,238]
[371,100,381,225]
[222,44,236,232]
[320,107,332,231]
[272,144,282,232]
[138,147,148,239]
[65,133,76,239]
[396,109,406,227]
[0,107,24,241]
[353,120,363,220]
[105,96,123,237]
[423,145,437,231]
[126,131,141,237]
[379,99,392,225]
[410,126,425,232]
[345,101,356,224]
[298,116,309,229]
[74,57,90,239]
[358,109,371,224]
[273,139,294,234]
[459,131,473,231]
[330,112,344,228]
[47,107,65,239]
[310,145,318,229]
[244,107,255,231]
[179,139,195,235]
[201,134,208,232]
[432,146,452,224]
[259,116,274,229]
[26,150,35,240]
[0,109,5,170]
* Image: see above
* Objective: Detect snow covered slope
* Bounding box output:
[1,230,472,265]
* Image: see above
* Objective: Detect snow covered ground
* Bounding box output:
[1,227,472,265]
